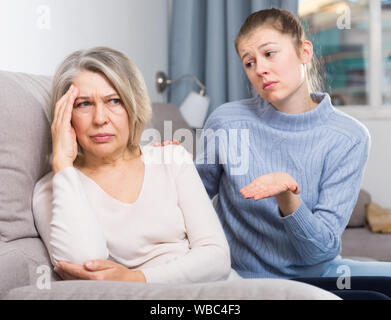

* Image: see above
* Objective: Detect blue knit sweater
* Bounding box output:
[195,93,370,279]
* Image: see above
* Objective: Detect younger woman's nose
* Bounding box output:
[255,63,269,76]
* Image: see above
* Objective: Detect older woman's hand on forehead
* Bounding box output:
[51,84,79,174]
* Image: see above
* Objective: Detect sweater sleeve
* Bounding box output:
[194,119,223,199]
[32,167,109,266]
[141,145,231,284]
[281,136,370,264]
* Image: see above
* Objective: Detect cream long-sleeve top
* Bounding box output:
[32,144,231,284]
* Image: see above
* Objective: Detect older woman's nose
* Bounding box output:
[92,102,109,124]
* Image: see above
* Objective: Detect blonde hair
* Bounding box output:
[235,8,323,93]
[49,46,152,161]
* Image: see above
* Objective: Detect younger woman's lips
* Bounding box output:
[263,82,278,90]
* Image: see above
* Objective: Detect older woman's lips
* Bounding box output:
[91,134,114,143]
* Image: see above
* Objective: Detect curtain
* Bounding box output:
[169,0,298,117]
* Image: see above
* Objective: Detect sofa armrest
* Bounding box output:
[0,238,60,298]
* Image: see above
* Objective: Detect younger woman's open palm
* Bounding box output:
[240,172,300,201]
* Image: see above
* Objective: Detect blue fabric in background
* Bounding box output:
[169,0,298,117]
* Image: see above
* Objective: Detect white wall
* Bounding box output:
[360,120,391,208]
[0,0,168,102]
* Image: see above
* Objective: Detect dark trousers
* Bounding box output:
[292,276,391,300]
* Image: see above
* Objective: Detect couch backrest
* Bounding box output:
[347,189,371,228]
[0,71,52,241]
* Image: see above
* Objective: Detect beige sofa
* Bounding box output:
[0,70,340,300]
[342,189,391,262]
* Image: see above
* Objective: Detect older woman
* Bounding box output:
[32,46,231,284]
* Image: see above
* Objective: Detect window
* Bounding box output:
[299,0,391,117]
[383,0,391,104]
[299,0,369,106]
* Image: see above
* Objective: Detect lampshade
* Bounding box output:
[179,91,210,129]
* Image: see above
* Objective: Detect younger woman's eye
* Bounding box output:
[245,61,255,68]
[265,51,276,57]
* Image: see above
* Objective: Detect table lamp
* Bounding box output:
[155,71,210,128]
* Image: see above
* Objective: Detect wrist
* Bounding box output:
[52,159,73,174]
[276,191,300,217]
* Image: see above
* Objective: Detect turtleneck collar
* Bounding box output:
[257,92,335,131]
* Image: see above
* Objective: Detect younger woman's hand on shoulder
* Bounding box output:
[152,140,193,159]
[51,84,79,174]
[152,140,181,147]
[240,172,300,201]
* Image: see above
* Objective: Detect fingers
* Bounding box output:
[241,183,262,199]
[54,267,78,280]
[153,140,193,160]
[241,184,300,201]
[53,85,72,127]
[54,261,91,280]
[162,140,180,146]
[240,188,267,200]
[152,140,181,147]
[84,259,115,271]
[58,85,78,126]
[54,260,116,281]
[289,185,301,194]
[240,172,301,201]
[52,84,78,128]
[240,182,258,197]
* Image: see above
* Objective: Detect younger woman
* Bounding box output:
[195,8,391,282]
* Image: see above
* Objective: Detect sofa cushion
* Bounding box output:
[341,227,391,261]
[2,278,340,300]
[0,71,52,242]
[0,237,60,298]
[347,189,371,228]
[0,241,30,298]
